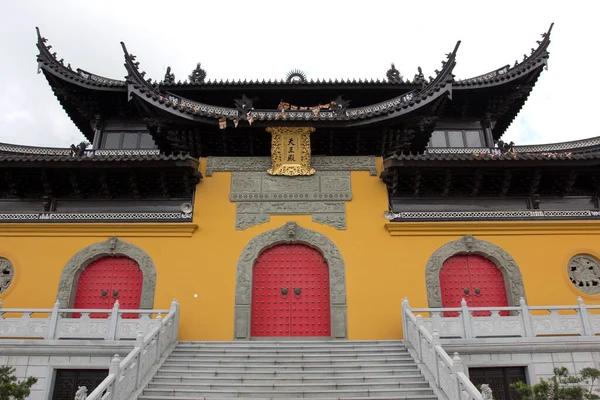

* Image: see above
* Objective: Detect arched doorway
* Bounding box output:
[234,222,347,340]
[57,237,156,311]
[440,254,509,316]
[251,244,330,337]
[73,256,143,318]
[425,235,525,309]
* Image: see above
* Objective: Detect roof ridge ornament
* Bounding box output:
[386,64,403,83]
[286,69,307,83]
[189,63,206,84]
[163,67,175,85]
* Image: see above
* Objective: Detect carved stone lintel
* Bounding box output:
[233,222,347,339]
[206,156,377,176]
[57,238,156,308]
[425,236,525,307]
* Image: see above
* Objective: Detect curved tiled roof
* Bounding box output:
[454,23,552,88]
[122,41,460,126]
[36,28,126,90]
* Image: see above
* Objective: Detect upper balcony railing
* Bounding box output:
[402,297,600,340]
[0,299,170,340]
[0,142,160,157]
[0,300,180,400]
[426,135,600,155]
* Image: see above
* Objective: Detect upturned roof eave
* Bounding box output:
[36,28,126,92]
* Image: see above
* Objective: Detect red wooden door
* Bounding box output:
[251,244,330,337]
[440,254,508,317]
[73,257,143,319]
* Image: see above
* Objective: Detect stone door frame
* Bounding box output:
[426,235,526,308]
[57,237,156,309]
[234,221,348,340]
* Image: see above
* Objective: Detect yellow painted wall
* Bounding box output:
[1,157,600,340]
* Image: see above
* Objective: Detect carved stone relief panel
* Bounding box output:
[233,222,347,340]
[208,155,376,231]
[568,255,600,295]
[232,172,350,230]
[425,235,526,307]
[0,258,14,295]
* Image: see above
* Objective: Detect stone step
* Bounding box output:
[162,360,417,369]
[146,381,430,391]
[141,340,432,399]
[154,367,420,378]
[172,348,409,355]
[167,354,413,362]
[177,341,404,349]
[139,395,438,400]
[151,374,425,384]
[140,387,435,398]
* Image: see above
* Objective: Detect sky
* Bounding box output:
[0,1,596,148]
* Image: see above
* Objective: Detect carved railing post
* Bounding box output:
[108,354,121,400]
[452,353,465,400]
[108,301,120,340]
[578,297,593,336]
[519,297,534,337]
[401,298,409,340]
[155,313,163,363]
[171,299,180,340]
[460,299,473,339]
[48,300,60,340]
[431,330,441,385]
[135,332,144,387]
[415,315,424,361]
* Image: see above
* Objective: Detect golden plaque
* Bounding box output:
[266,127,316,176]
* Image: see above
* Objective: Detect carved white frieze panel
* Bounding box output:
[0,258,14,295]
[207,155,376,231]
[231,171,351,230]
[568,255,600,295]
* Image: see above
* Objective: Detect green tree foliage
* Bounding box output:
[0,366,38,400]
[510,366,600,400]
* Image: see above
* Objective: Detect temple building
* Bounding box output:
[1,24,600,400]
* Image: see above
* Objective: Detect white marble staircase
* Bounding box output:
[138,340,437,399]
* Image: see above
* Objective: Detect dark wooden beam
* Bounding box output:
[128,171,140,199]
[565,169,578,195]
[159,171,170,198]
[413,169,421,197]
[40,169,53,196]
[442,169,452,197]
[471,169,482,196]
[500,169,512,196]
[529,167,541,195]
[69,171,82,198]
[99,171,111,199]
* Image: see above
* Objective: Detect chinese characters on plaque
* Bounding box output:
[266,127,316,176]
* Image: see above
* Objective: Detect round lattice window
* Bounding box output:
[0,258,14,295]
[568,255,600,295]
